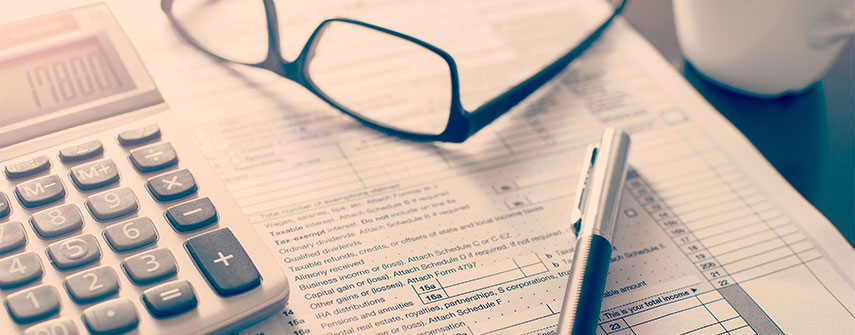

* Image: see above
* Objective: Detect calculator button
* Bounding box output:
[0,252,43,289]
[186,228,260,296]
[6,285,60,324]
[70,159,119,191]
[165,197,217,232]
[0,192,10,218]
[103,217,157,252]
[31,204,84,239]
[82,298,138,335]
[146,169,197,202]
[0,221,27,254]
[118,124,161,146]
[15,175,65,208]
[24,318,79,335]
[142,280,197,318]
[5,155,50,180]
[65,266,119,304]
[59,140,104,163]
[47,234,102,271]
[86,187,139,221]
[129,142,177,173]
[122,248,177,285]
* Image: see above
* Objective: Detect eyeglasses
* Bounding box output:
[160,0,627,142]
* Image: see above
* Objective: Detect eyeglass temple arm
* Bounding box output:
[464,0,627,137]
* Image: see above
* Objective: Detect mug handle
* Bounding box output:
[811,6,855,48]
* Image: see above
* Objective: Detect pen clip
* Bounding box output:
[570,143,598,235]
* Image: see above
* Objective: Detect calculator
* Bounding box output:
[0,3,289,335]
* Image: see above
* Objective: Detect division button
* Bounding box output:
[142,280,197,318]
[47,234,102,271]
[118,124,161,146]
[0,252,43,289]
[0,221,27,254]
[70,159,119,191]
[146,169,197,202]
[122,248,177,285]
[103,217,158,252]
[6,285,60,324]
[185,228,260,296]
[24,318,79,335]
[0,192,10,218]
[59,140,104,163]
[165,197,217,232]
[31,204,84,239]
[129,142,177,173]
[15,175,65,208]
[65,266,120,304]
[82,298,139,335]
[86,187,139,221]
[5,155,50,180]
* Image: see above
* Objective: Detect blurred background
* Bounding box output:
[624,0,854,246]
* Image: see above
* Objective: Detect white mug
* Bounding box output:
[673,0,854,97]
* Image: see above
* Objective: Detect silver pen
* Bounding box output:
[557,128,631,335]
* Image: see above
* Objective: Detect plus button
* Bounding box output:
[213,252,234,267]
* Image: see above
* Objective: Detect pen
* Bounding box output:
[557,128,631,335]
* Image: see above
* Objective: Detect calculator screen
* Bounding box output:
[0,36,135,127]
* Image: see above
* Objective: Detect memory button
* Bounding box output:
[15,175,65,208]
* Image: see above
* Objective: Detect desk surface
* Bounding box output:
[623,0,855,247]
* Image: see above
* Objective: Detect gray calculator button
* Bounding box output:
[122,248,177,285]
[0,252,43,289]
[15,175,65,208]
[65,266,119,304]
[186,228,260,296]
[0,221,26,253]
[0,192,10,218]
[82,298,138,335]
[59,140,104,163]
[142,280,197,318]
[24,318,79,335]
[31,204,84,239]
[129,142,177,173]
[47,234,101,271]
[146,169,197,202]
[118,124,161,146]
[70,159,119,191]
[86,187,139,221]
[6,285,60,324]
[103,217,157,252]
[5,155,50,180]
[165,197,217,232]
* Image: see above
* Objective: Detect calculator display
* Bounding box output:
[0,36,135,126]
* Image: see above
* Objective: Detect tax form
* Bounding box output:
[15,0,853,334]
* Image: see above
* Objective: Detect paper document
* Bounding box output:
[27,0,851,334]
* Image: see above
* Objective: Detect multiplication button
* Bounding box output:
[165,197,217,232]
[146,169,197,202]
[15,175,65,208]
[186,228,260,296]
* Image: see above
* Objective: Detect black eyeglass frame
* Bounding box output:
[161,0,627,142]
